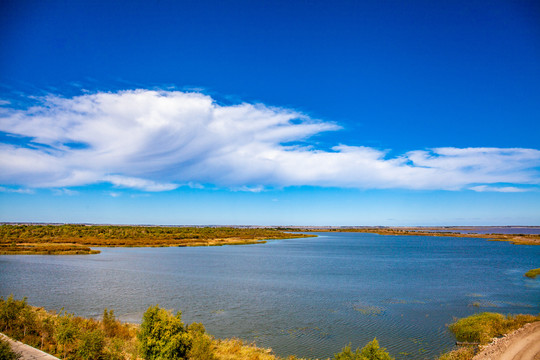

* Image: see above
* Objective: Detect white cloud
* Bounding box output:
[0,89,539,192]
[52,188,79,196]
[0,186,34,194]
[469,185,528,193]
[103,175,178,192]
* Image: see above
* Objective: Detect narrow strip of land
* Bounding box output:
[294,227,540,245]
[473,321,540,360]
[1,333,59,360]
[0,224,314,254]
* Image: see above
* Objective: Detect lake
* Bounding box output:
[1,232,539,359]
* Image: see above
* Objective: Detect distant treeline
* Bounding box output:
[0,224,314,255]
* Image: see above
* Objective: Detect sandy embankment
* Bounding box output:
[473,321,540,360]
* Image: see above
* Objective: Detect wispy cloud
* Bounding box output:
[469,185,528,193]
[0,186,34,194]
[0,89,539,192]
[52,188,79,196]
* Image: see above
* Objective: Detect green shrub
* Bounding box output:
[187,323,215,360]
[0,337,22,360]
[448,312,540,345]
[77,329,105,360]
[137,305,191,360]
[0,295,28,335]
[448,312,505,344]
[334,338,394,360]
[55,313,79,358]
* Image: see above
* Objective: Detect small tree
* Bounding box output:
[55,314,78,359]
[77,329,105,360]
[0,338,22,360]
[138,305,191,360]
[0,295,28,335]
[102,309,117,337]
[334,338,393,360]
[187,323,215,360]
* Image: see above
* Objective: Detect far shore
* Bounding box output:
[1,224,538,256]
[290,226,540,246]
[0,224,315,255]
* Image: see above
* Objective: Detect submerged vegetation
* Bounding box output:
[0,295,394,360]
[0,224,314,255]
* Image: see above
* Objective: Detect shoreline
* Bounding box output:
[0,224,315,255]
[294,227,540,246]
[2,296,539,360]
[1,224,538,256]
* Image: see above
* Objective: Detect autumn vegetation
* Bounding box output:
[0,295,394,360]
[0,224,314,255]
[524,268,540,278]
[437,312,540,360]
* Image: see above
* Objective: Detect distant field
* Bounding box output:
[0,224,314,255]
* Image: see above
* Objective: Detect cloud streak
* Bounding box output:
[1,89,539,192]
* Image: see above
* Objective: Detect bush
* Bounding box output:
[77,329,105,360]
[449,312,505,344]
[448,312,540,345]
[186,323,215,360]
[0,295,28,335]
[0,337,22,360]
[334,338,394,360]
[138,305,191,360]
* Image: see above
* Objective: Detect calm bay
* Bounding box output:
[1,232,538,359]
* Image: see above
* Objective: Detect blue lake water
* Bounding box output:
[0,232,539,359]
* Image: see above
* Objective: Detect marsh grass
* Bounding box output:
[214,338,280,360]
[449,312,540,344]
[437,312,540,360]
[437,347,475,360]
[524,268,540,278]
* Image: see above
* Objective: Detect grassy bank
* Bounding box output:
[438,312,540,360]
[0,225,314,255]
[524,268,540,278]
[291,227,540,246]
[0,295,393,360]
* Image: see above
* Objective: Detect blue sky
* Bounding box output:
[1,0,539,225]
